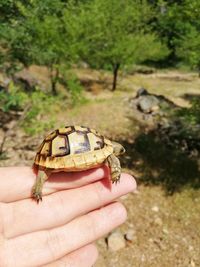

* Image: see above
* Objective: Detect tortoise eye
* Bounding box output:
[121,147,125,154]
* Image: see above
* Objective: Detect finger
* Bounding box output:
[2,202,126,267]
[0,166,108,202]
[2,173,136,238]
[44,243,98,267]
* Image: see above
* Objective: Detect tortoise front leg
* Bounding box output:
[32,170,51,203]
[106,154,121,183]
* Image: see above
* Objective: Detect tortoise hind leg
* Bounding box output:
[32,170,51,203]
[106,154,121,184]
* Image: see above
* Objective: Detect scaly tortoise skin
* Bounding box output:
[33,125,125,202]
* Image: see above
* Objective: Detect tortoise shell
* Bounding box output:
[34,125,113,171]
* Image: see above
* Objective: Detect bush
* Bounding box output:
[60,69,86,106]
[177,99,200,125]
[22,90,56,135]
[0,83,28,112]
[66,75,85,106]
[0,84,58,135]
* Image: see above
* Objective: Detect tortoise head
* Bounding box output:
[112,141,125,156]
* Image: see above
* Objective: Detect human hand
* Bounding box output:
[0,166,136,267]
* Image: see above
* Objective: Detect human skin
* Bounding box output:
[0,166,136,267]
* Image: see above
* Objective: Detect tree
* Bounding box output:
[174,0,200,75]
[0,0,74,94]
[27,15,67,94]
[151,0,200,68]
[68,0,168,90]
[176,27,200,76]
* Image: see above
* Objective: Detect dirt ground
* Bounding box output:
[1,68,200,267]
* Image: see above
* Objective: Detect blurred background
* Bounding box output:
[0,0,200,266]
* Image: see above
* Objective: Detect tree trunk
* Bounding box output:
[112,63,120,91]
[51,78,57,95]
[50,65,59,95]
[0,134,6,156]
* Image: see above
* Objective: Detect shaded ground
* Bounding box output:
[121,130,200,194]
[1,69,200,266]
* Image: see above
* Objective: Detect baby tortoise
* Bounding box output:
[33,125,125,202]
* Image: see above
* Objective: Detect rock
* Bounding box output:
[136,87,148,97]
[107,231,126,251]
[133,189,140,194]
[0,129,5,140]
[149,237,152,242]
[151,105,160,113]
[4,120,17,132]
[137,95,160,114]
[151,206,159,212]
[154,217,163,226]
[78,61,89,69]
[190,259,195,267]
[162,228,169,235]
[14,69,40,91]
[124,229,136,241]
[188,245,194,251]
[131,88,179,122]
[141,254,146,262]
[0,73,11,90]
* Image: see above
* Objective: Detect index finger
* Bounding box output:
[0,166,109,203]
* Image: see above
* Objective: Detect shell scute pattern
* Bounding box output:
[52,135,69,157]
[45,130,58,141]
[34,125,113,170]
[40,141,51,156]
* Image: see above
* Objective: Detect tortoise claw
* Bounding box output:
[32,191,43,203]
[36,195,43,203]
[112,178,120,184]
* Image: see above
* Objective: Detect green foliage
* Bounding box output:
[66,75,85,106]
[177,100,200,125]
[152,0,200,68]
[0,84,56,135]
[1,0,200,96]
[0,0,74,93]
[22,90,56,135]
[65,0,168,89]
[0,0,26,23]
[176,26,200,72]
[0,83,28,112]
